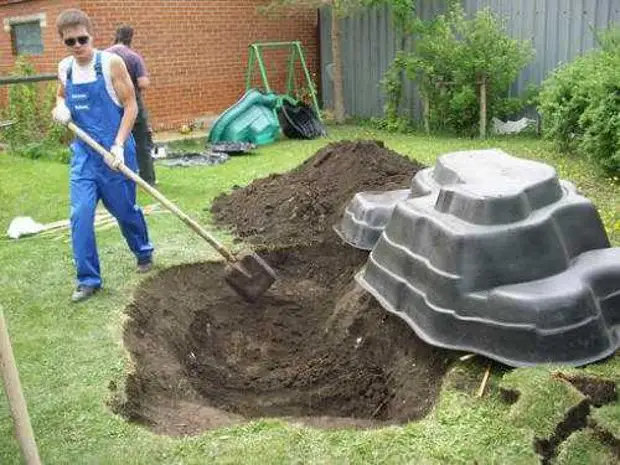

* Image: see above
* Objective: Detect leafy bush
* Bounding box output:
[579,84,620,172]
[1,57,70,162]
[381,3,534,136]
[538,53,602,151]
[538,27,620,173]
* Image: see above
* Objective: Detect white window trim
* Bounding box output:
[3,13,47,33]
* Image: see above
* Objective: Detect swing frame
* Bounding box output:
[244,41,322,121]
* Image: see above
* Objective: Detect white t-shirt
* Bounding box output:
[58,50,121,107]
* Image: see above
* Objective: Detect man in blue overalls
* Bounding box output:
[52,9,154,303]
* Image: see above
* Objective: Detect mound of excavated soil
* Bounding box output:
[116,240,454,436]
[210,140,424,247]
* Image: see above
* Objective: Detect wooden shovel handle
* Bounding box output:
[0,306,42,465]
[67,122,236,263]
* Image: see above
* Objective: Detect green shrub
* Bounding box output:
[579,87,620,173]
[538,26,620,173]
[1,57,70,162]
[8,141,70,164]
[538,52,602,151]
[382,3,534,136]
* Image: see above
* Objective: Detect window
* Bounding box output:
[4,13,46,56]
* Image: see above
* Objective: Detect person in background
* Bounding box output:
[52,9,154,303]
[107,25,156,186]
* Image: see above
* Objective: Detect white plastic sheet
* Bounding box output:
[6,217,44,239]
[491,117,536,135]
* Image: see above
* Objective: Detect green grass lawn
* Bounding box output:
[0,125,618,465]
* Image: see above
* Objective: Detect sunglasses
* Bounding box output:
[64,35,89,47]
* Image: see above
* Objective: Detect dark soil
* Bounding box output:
[591,422,620,460]
[555,373,618,407]
[210,140,424,247]
[500,388,521,405]
[535,399,591,464]
[116,240,455,436]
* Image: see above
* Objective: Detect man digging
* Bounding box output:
[52,9,154,303]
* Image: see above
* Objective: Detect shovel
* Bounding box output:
[67,122,276,302]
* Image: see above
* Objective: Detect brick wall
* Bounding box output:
[1,0,320,130]
[0,0,79,77]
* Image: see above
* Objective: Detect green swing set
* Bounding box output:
[244,41,321,121]
[207,41,322,146]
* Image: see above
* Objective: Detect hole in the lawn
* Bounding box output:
[115,241,456,436]
[534,399,592,465]
[591,422,620,459]
[532,374,618,464]
[553,373,618,407]
[500,388,520,405]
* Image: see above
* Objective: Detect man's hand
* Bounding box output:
[106,144,125,171]
[52,100,71,124]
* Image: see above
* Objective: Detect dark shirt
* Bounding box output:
[106,44,147,95]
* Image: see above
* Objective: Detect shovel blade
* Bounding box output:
[224,252,276,302]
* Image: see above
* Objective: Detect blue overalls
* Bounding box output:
[65,51,154,289]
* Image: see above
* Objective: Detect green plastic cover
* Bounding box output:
[208,89,281,146]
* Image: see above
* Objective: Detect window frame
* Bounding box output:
[3,13,46,56]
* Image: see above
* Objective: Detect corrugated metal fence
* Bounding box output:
[319,0,620,120]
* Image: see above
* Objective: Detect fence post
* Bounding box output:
[479,75,487,139]
[423,94,430,134]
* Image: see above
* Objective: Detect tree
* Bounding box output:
[393,3,533,136]
[263,0,412,123]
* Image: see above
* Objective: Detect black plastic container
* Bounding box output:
[354,149,620,367]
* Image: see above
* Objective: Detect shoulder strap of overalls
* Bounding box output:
[94,52,103,77]
[66,57,73,82]
[66,53,102,81]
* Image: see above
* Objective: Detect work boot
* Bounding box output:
[136,257,153,274]
[71,285,99,303]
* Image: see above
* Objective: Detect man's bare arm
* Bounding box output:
[57,81,65,101]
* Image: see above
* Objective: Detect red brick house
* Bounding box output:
[1,0,320,129]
